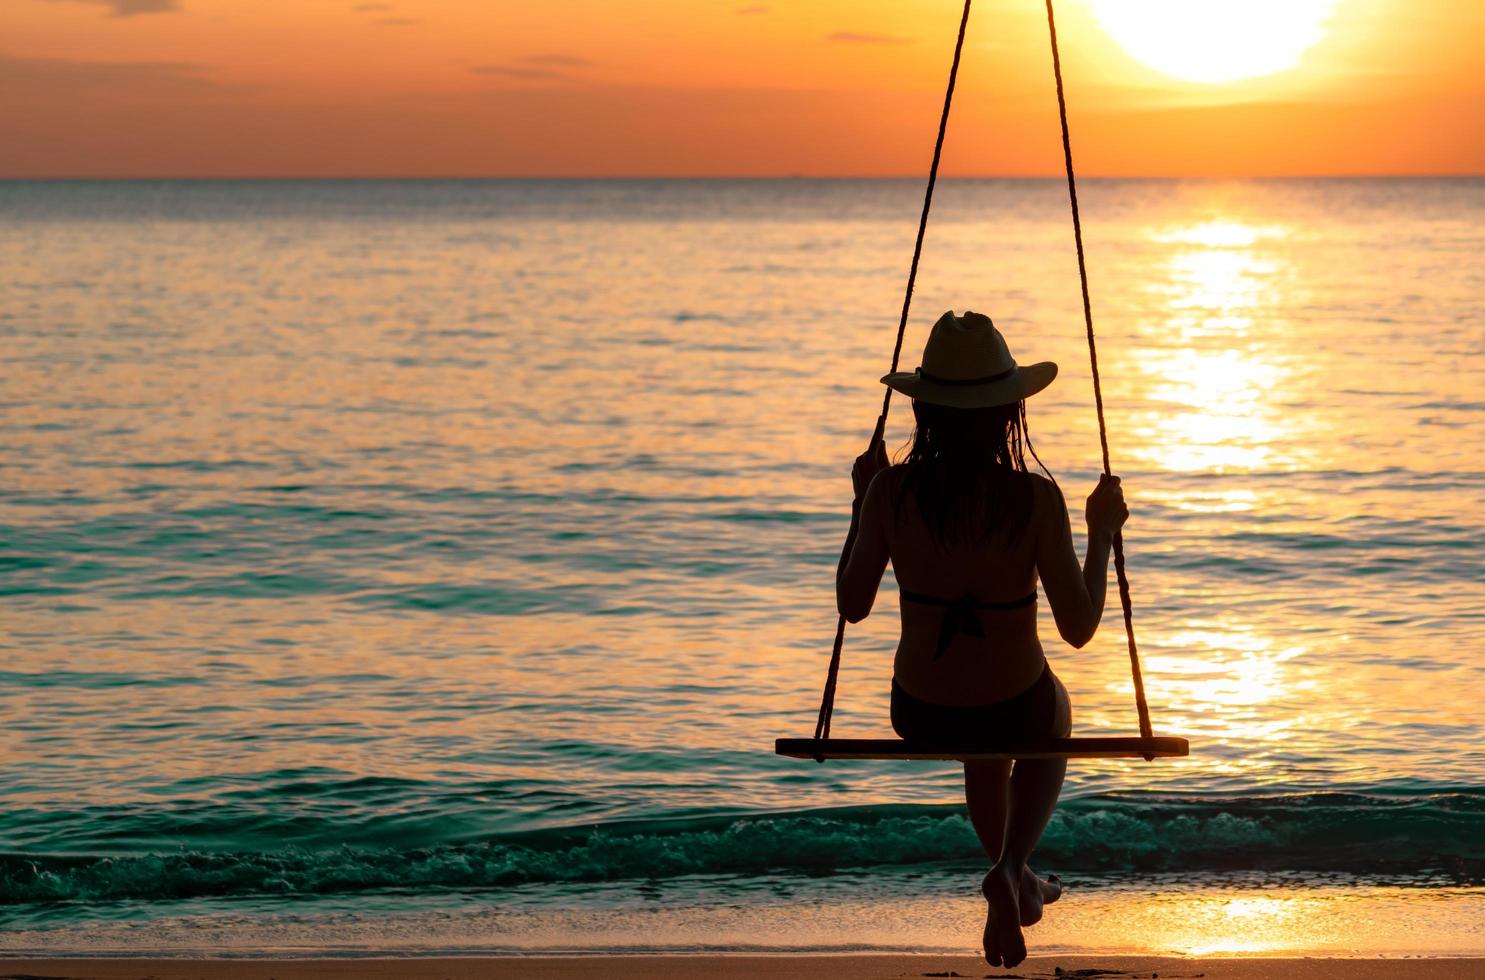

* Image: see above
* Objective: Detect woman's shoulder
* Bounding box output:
[863,463,913,524]
[869,461,912,489]
[1022,471,1068,515]
[862,462,909,503]
[865,462,910,504]
[1023,470,1060,494]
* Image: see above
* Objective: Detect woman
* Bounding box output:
[836,310,1128,968]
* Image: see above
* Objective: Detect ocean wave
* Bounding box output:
[4,791,1480,905]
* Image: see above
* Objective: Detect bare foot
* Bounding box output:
[980,865,1026,967]
[1018,868,1062,926]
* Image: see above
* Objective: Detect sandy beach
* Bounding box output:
[1,957,1481,980]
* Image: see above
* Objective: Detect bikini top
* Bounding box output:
[899,587,1037,660]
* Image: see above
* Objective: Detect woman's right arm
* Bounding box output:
[1035,474,1128,649]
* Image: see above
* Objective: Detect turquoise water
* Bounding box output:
[1,178,1482,954]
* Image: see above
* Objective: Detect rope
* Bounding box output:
[1043,0,1153,750]
[812,0,975,760]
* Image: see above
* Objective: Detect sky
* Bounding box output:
[1,0,1481,177]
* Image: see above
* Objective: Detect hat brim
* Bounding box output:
[880,361,1057,410]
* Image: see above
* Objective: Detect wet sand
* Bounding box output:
[0,956,1480,980]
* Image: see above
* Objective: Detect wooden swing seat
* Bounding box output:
[775,735,1188,762]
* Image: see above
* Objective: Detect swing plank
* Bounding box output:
[775,735,1188,761]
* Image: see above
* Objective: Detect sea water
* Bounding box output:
[0,178,1481,955]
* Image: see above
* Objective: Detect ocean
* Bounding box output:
[1,177,1481,956]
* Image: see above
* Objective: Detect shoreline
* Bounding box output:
[1,955,1482,979]
[6,877,1482,961]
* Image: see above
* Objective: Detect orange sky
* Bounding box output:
[1,0,1480,177]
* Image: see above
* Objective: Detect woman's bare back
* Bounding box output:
[881,465,1045,704]
[838,462,1121,707]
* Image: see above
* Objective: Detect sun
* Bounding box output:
[1086,0,1339,84]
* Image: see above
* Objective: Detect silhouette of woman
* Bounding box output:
[836,310,1128,968]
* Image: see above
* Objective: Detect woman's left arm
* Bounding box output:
[836,442,891,623]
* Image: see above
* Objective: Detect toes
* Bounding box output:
[1000,933,1028,969]
[982,922,1002,966]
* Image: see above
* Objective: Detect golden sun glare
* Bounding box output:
[1087,0,1339,84]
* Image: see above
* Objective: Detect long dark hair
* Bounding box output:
[894,398,1056,550]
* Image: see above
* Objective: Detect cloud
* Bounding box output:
[826,31,914,45]
[472,55,594,81]
[520,54,594,68]
[472,66,566,81]
[44,0,180,15]
[736,4,768,13]
[0,52,225,97]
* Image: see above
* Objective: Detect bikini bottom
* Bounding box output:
[890,660,1059,745]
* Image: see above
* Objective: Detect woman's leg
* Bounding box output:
[963,760,1011,859]
[964,761,1060,927]
[981,674,1071,967]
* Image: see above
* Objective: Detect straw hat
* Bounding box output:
[881,310,1057,409]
